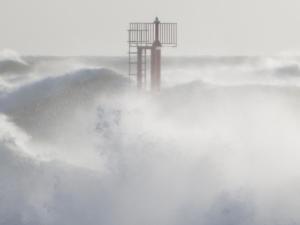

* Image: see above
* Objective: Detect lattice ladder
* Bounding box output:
[128,45,147,88]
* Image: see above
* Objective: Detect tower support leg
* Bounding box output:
[151,44,161,91]
[137,47,142,89]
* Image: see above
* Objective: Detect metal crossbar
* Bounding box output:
[128,23,177,47]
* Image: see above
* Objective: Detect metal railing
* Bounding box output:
[128,23,177,47]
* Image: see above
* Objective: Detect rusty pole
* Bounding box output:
[151,17,162,91]
[137,47,143,89]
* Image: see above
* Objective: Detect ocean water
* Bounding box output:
[1,50,300,225]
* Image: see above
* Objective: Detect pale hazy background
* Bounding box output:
[0,0,300,56]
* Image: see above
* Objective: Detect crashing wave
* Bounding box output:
[1,56,300,225]
[0,49,29,75]
[0,67,129,142]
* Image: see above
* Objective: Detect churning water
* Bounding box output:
[1,50,300,225]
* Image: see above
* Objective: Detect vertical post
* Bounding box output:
[137,47,142,89]
[151,17,161,91]
[155,17,159,42]
[155,48,161,90]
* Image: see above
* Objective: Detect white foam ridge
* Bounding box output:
[1,53,300,225]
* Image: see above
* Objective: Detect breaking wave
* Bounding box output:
[1,54,300,225]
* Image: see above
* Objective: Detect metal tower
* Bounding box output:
[128,17,177,91]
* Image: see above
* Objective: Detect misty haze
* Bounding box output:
[1,0,300,225]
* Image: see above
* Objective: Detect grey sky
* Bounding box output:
[0,0,300,56]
